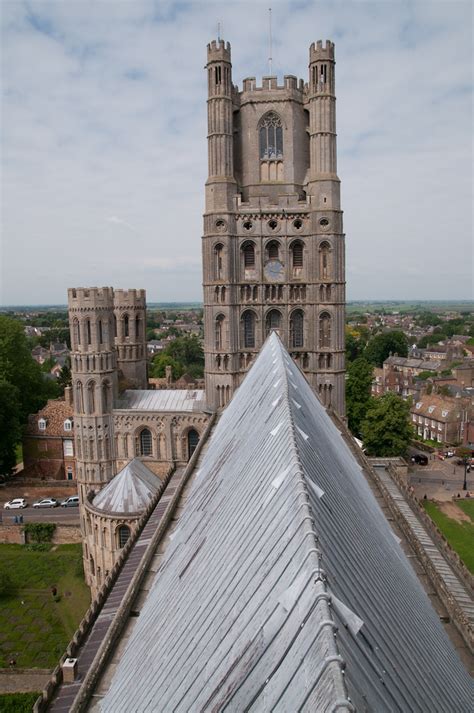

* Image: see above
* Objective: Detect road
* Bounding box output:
[409,456,474,501]
[0,504,79,525]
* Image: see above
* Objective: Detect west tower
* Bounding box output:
[203,40,346,415]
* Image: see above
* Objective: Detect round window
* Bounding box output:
[293,218,303,230]
[319,217,329,228]
[268,219,278,231]
[243,220,253,232]
[215,219,226,231]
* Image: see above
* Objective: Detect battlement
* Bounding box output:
[113,289,146,308]
[207,39,231,63]
[241,75,305,94]
[68,287,114,309]
[309,40,335,62]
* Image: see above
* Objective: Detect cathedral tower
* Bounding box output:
[113,289,147,389]
[203,40,346,415]
[68,288,118,502]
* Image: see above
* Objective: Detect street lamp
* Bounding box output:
[462,456,468,491]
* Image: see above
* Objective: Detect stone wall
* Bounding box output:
[0,524,82,545]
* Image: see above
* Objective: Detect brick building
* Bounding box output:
[22,387,76,480]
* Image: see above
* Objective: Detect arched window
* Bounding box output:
[215,314,225,350]
[117,525,130,548]
[98,320,103,344]
[265,309,282,336]
[75,381,84,413]
[137,428,152,457]
[86,319,92,345]
[89,555,95,576]
[87,381,96,414]
[187,429,199,460]
[102,380,111,412]
[214,243,224,280]
[242,242,255,269]
[319,312,332,348]
[266,241,280,260]
[135,315,140,339]
[123,314,129,338]
[259,112,283,160]
[290,310,304,348]
[73,319,80,347]
[291,241,304,272]
[113,315,117,338]
[242,311,256,349]
[319,241,332,280]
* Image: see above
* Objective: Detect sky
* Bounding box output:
[1,0,473,305]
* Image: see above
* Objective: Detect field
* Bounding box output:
[0,544,90,668]
[423,500,474,573]
[0,692,40,712]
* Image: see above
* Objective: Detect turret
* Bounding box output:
[205,39,236,211]
[307,40,339,205]
[68,287,118,501]
[113,289,147,389]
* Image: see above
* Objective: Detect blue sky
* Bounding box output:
[1,0,472,304]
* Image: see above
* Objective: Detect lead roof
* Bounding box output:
[101,333,472,712]
[92,458,160,514]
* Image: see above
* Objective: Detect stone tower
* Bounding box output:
[113,289,147,389]
[203,40,345,415]
[68,288,119,502]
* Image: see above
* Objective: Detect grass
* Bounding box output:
[0,692,40,712]
[0,544,90,668]
[423,501,474,573]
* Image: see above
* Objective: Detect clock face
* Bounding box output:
[264,259,285,282]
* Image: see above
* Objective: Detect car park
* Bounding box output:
[32,498,59,508]
[4,498,27,509]
[61,496,79,508]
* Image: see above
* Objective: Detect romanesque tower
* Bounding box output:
[113,289,147,389]
[203,40,346,415]
[68,288,119,502]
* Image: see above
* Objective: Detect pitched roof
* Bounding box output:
[92,458,160,514]
[118,389,206,412]
[101,333,472,712]
[25,399,73,436]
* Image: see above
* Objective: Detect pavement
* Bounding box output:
[0,669,51,694]
[409,454,474,501]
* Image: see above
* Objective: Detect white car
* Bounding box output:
[4,498,27,509]
[32,498,59,508]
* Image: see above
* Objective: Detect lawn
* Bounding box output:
[0,692,40,712]
[0,544,90,668]
[423,501,474,573]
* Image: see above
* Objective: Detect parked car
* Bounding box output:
[4,498,27,509]
[61,496,79,508]
[411,454,428,466]
[444,450,455,458]
[32,498,59,508]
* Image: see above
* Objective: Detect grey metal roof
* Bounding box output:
[118,389,205,412]
[101,333,472,712]
[92,458,160,514]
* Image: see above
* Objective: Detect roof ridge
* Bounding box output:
[269,334,352,707]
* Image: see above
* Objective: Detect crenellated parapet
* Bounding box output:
[113,289,146,310]
[206,39,231,63]
[309,39,335,62]
[68,287,115,311]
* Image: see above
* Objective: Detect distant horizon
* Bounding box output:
[1,298,473,311]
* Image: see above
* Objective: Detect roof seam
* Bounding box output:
[273,334,352,707]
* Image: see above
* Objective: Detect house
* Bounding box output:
[22,388,76,480]
[410,393,471,445]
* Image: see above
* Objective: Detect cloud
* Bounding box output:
[1,0,472,304]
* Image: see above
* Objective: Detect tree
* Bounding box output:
[57,358,72,390]
[163,335,204,379]
[364,330,408,367]
[0,316,49,422]
[346,358,374,436]
[0,381,21,476]
[361,392,413,457]
[150,354,184,380]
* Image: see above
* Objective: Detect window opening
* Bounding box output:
[118,525,130,548]
[265,310,282,336]
[267,241,280,260]
[290,310,304,348]
[243,311,255,348]
[259,112,283,160]
[187,429,199,460]
[243,243,255,268]
[138,428,152,457]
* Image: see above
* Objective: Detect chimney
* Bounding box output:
[64,386,73,407]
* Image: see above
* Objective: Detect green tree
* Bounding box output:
[163,335,204,379]
[361,393,413,456]
[0,381,21,476]
[150,354,184,380]
[0,316,50,421]
[346,358,374,435]
[57,359,72,390]
[364,330,408,367]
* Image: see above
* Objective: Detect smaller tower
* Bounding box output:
[113,289,147,389]
[68,287,118,503]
